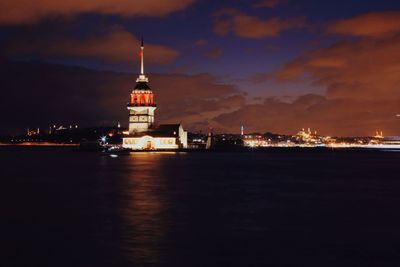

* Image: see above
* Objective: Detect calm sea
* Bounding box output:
[1,147,400,266]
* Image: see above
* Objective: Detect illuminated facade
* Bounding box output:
[122,40,188,150]
[123,124,188,150]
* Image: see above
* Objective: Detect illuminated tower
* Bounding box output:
[127,38,156,133]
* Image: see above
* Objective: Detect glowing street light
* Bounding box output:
[100,136,108,146]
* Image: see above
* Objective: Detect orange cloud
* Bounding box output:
[214,95,400,136]
[328,11,400,37]
[214,9,305,38]
[7,30,179,65]
[243,12,400,135]
[0,0,194,25]
[272,36,400,101]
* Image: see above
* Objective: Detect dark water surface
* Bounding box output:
[1,147,400,266]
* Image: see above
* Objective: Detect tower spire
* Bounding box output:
[140,36,144,75]
[136,36,148,82]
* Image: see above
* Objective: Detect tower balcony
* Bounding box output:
[127,103,157,107]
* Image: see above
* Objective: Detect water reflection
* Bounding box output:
[3,148,400,266]
[120,152,174,265]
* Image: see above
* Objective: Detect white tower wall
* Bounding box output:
[128,106,156,133]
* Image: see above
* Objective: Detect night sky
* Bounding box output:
[1,0,400,136]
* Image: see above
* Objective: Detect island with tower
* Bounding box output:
[3,42,399,151]
[122,39,188,150]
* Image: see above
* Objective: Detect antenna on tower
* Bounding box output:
[140,35,144,75]
[136,35,148,82]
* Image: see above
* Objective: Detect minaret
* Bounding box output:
[127,38,157,134]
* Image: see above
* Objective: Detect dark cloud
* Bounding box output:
[194,39,208,46]
[253,0,285,9]
[0,0,195,25]
[213,8,305,39]
[206,48,224,59]
[6,29,179,65]
[0,60,244,134]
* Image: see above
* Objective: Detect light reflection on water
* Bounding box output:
[109,150,400,266]
[3,148,400,267]
[120,152,177,265]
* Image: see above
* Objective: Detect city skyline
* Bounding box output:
[1,0,400,136]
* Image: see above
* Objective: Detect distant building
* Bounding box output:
[374,131,384,139]
[206,130,213,149]
[122,39,188,150]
